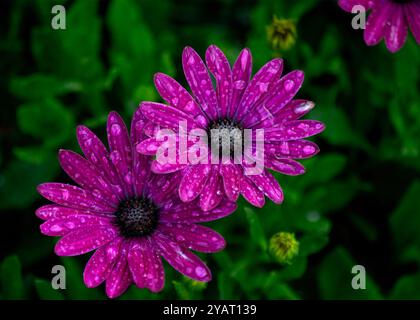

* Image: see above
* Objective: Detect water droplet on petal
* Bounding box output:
[284,80,294,92]
[111,124,121,136]
[195,266,206,278]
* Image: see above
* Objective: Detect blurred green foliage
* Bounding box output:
[1,0,420,300]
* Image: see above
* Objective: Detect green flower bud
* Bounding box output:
[267,16,297,51]
[269,232,299,265]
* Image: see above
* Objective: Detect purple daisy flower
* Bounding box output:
[137,45,324,211]
[339,0,420,52]
[36,110,236,299]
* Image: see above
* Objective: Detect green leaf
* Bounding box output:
[34,278,65,300]
[318,247,382,299]
[17,99,75,147]
[10,74,81,100]
[1,255,25,299]
[299,233,329,256]
[0,158,58,209]
[61,257,103,299]
[244,207,267,252]
[390,181,420,249]
[107,0,157,95]
[218,272,235,299]
[172,281,191,300]
[389,273,420,300]
[302,153,347,185]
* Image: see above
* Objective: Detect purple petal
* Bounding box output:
[384,3,408,53]
[154,72,204,118]
[265,140,320,159]
[141,101,201,131]
[406,3,420,44]
[229,48,252,119]
[76,125,124,199]
[338,0,375,12]
[160,200,236,223]
[255,100,315,129]
[153,232,212,282]
[179,165,211,202]
[364,2,393,46]
[205,45,232,118]
[265,157,305,175]
[151,160,187,174]
[263,120,325,141]
[54,226,118,256]
[107,112,134,197]
[147,172,181,204]
[240,176,265,208]
[36,205,99,220]
[243,70,305,128]
[159,223,225,253]
[136,137,162,155]
[219,164,241,202]
[130,108,152,197]
[40,214,112,236]
[58,150,118,206]
[234,58,283,121]
[199,167,223,211]
[251,170,284,204]
[182,46,219,120]
[105,243,132,299]
[37,183,115,213]
[128,239,165,292]
[83,238,122,288]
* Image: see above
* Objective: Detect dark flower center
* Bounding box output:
[208,119,244,160]
[115,197,159,238]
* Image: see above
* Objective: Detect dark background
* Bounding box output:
[0,0,420,299]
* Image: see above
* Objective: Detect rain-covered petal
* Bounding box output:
[243,70,305,127]
[205,45,232,118]
[107,112,134,197]
[128,239,164,292]
[136,137,163,155]
[182,46,219,119]
[76,125,124,199]
[37,183,115,213]
[265,157,305,176]
[338,0,375,12]
[35,205,100,220]
[54,226,118,256]
[154,72,203,118]
[58,150,119,206]
[153,232,212,282]
[159,223,225,253]
[199,167,223,211]
[384,3,408,53]
[364,2,393,46]
[83,238,122,288]
[265,140,320,159]
[148,172,181,204]
[262,120,325,141]
[160,200,236,223]
[251,170,284,204]
[219,164,241,202]
[151,160,187,174]
[240,175,265,208]
[405,3,420,44]
[105,244,132,299]
[141,102,200,131]
[179,165,211,202]
[229,48,252,119]
[235,58,283,121]
[40,214,112,236]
